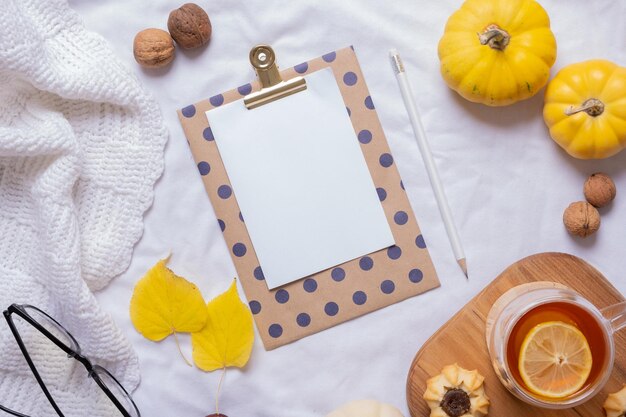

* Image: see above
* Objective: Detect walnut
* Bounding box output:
[133,28,175,68]
[168,3,212,49]
[584,172,616,208]
[563,201,600,238]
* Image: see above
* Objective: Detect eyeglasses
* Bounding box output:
[1,304,140,417]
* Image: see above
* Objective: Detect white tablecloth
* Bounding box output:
[70,0,625,415]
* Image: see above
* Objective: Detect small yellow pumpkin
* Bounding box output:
[543,60,626,159]
[438,0,557,106]
[326,400,404,417]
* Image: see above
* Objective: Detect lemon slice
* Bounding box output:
[518,321,592,399]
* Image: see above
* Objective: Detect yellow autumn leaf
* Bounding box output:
[191,280,254,371]
[130,257,208,341]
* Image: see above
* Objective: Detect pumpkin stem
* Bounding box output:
[478,25,510,51]
[565,98,605,117]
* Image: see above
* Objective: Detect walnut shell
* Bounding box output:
[563,201,600,238]
[133,28,175,68]
[584,172,616,208]
[168,3,212,49]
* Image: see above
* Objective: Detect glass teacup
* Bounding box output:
[486,282,626,409]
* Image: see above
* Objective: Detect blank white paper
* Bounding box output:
[207,68,394,289]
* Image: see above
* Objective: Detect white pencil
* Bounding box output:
[389,49,468,278]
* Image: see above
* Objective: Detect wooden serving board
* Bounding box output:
[407,252,626,417]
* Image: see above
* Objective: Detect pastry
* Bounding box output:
[604,385,626,417]
[423,364,490,417]
[326,399,404,417]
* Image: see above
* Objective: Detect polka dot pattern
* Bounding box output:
[254,266,265,280]
[352,291,367,305]
[381,280,395,294]
[322,51,336,62]
[359,256,373,271]
[203,127,214,141]
[232,243,246,257]
[303,278,318,293]
[325,302,339,316]
[343,72,358,86]
[181,105,196,118]
[294,62,308,74]
[387,245,402,260]
[377,187,387,202]
[409,268,423,283]
[331,267,345,282]
[210,94,224,107]
[358,130,372,144]
[178,46,438,349]
[249,300,261,314]
[380,153,394,167]
[394,211,408,225]
[237,83,252,95]
[217,185,232,199]
[297,313,311,327]
[269,324,283,338]
[197,161,210,176]
[275,289,289,304]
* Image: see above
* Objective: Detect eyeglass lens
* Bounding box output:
[93,366,140,417]
[10,307,138,416]
[22,306,77,352]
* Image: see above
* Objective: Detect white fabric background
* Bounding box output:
[70,1,625,416]
[0,1,167,415]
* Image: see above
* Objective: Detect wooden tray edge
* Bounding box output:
[404,251,617,414]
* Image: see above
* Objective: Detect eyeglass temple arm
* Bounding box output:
[0,403,31,417]
[3,308,65,417]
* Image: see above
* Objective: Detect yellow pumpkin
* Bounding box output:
[438,0,557,106]
[326,400,404,417]
[543,60,626,159]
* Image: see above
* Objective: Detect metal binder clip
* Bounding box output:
[244,45,307,109]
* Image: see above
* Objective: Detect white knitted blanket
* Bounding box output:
[0,0,166,415]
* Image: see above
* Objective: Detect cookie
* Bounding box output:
[423,364,490,417]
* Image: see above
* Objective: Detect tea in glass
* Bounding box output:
[506,301,606,400]
[486,284,622,409]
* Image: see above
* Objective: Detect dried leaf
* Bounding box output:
[130,257,208,341]
[191,280,254,371]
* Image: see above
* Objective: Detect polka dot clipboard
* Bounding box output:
[177,46,440,350]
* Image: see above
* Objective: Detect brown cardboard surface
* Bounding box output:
[176,46,440,350]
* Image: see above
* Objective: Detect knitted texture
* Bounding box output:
[0,0,167,415]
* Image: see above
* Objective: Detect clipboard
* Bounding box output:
[177,45,440,350]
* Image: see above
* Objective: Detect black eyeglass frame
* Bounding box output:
[1,304,140,417]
